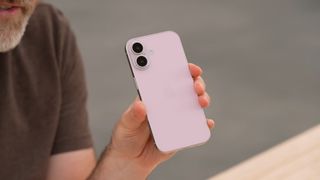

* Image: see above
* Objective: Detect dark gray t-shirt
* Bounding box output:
[0,3,93,179]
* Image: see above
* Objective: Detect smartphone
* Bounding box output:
[125,31,211,153]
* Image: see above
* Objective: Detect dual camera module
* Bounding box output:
[132,42,148,68]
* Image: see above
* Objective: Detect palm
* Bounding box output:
[112,117,175,170]
[134,127,176,169]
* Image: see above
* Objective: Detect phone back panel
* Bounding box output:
[125,31,211,152]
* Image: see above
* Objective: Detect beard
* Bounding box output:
[0,0,36,52]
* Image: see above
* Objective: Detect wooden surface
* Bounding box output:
[209,124,320,180]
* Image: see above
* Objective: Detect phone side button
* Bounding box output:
[133,77,139,90]
[133,77,142,100]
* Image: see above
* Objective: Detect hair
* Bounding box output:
[0,17,30,52]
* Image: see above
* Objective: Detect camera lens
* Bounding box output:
[132,42,143,54]
[136,56,148,67]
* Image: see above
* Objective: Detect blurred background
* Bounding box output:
[49,0,320,179]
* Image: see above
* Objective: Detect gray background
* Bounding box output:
[48,0,320,179]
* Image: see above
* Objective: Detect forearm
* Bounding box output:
[87,145,150,180]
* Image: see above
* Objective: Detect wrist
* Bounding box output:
[89,145,151,180]
[108,150,150,179]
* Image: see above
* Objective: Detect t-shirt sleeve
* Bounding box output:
[51,12,93,155]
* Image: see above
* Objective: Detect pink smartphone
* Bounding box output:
[125,31,211,153]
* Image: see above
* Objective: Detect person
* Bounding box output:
[0,0,215,179]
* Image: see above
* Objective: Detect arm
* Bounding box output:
[46,148,96,180]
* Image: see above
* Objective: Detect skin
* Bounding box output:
[1,1,215,179]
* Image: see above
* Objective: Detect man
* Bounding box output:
[0,0,214,179]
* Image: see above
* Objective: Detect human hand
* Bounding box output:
[104,63,215,179]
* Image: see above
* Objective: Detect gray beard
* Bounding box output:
[0,14,31,53]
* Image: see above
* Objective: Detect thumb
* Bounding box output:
[120,97,147,130]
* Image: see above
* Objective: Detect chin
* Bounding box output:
[0,0,37,52]
[0,14,31,52]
